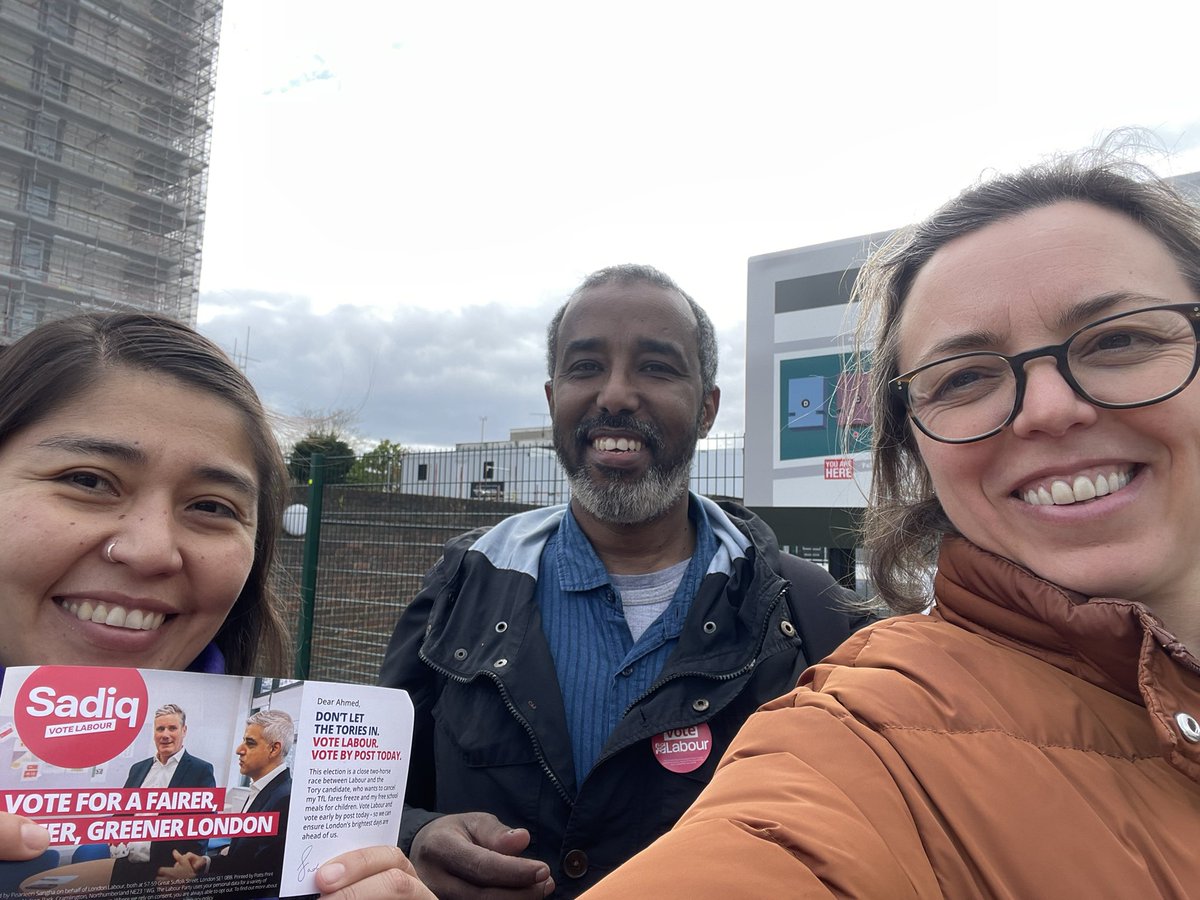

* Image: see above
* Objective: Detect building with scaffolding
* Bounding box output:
[0,0,220,343]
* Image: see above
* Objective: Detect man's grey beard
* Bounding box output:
[564,454,693,525]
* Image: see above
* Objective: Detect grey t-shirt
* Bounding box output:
[610,558,690,642]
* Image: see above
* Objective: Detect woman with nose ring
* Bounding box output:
[0,313,432,899]
[581,151,1200,898]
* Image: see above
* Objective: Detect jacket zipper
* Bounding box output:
[420,651,575,808]
[619,583,787,721]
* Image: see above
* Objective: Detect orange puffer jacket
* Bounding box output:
[582,536,1200,899]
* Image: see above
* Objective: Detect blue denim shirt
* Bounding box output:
[536,498,717,785]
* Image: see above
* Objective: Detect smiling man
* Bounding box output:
[111,703,215,884]
[380,264,868,899]
[159,709,293,897]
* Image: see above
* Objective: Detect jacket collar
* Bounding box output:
[470,504,566,578]
[934,537,1200,778]
[469,493,754,584]
[934,537,1155,701]
[552,495,722,593]
[422,497,786,682]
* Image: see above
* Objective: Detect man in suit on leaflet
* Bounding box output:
[160,709,293,894]
[380,264,870,898]
[110,703,215,884]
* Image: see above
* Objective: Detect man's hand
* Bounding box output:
[410,812,555,899]
[0,813,49,862]
[315,845,436,899]
[156,850,207,880]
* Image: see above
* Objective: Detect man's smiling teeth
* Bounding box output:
[593,437,643,452]
[61,599,165,631]
[1021,470,1131,506]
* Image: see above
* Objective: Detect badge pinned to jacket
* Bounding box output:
[651,723,713,773]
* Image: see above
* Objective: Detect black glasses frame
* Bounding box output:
[890,302,1200,444]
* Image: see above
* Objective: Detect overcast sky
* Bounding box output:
[196,1,1200,448]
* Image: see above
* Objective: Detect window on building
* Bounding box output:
[483,461,495,480]
[34,51,70,101]
[27,114,63,159]
[39,0,78,42]
[774,267,862,314]
[16,235,51,279]
[417,463,428,481]
[21,173,57,218]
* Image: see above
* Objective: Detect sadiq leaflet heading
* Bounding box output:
[0,665,413,899]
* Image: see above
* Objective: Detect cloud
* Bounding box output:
[262,65,334,95]
[199,291,747,449]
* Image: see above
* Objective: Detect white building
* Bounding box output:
[743,169,1200,561]
[399,429,743,505]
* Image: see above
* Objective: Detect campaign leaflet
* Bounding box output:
[0,665,413,899]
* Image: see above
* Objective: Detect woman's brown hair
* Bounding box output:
[853,149,1200,612]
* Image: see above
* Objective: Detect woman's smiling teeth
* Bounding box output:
[1020,469,1133,506]
[593,437,643,452]
[59,599,166,630]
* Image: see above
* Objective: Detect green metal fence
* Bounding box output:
[277,435,847,685]
[275,477,538,684]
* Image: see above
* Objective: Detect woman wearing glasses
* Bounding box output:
[580,154,1200,898]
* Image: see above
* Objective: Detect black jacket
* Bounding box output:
[380,497,867,897]
[111,749,216,884]
[207,766,291,892]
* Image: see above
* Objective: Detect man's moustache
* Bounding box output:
[572,414,661,450]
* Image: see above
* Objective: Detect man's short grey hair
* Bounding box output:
[247,709,294,757]
[155,703,186,725]
[546,263,719,395]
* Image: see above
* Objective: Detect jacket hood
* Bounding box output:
[469,495,754,582]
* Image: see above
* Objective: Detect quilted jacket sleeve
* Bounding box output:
[579,638,941,898]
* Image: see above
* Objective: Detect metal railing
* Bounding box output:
[276,435,837,684]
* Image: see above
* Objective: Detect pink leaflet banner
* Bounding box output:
[28,810,278,848]
[0,787,225,818]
